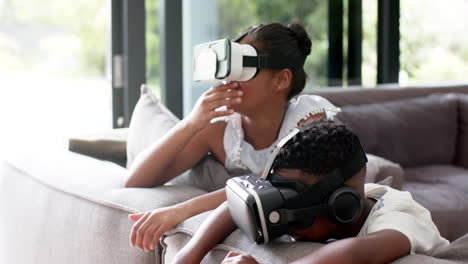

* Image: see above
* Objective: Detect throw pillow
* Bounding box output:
[337,94,458,167]
[126,84,179,169]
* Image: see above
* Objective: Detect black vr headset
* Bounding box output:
[225,128,368,244]
[192,25,306,83]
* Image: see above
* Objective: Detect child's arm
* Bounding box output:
[125,82,242,188]
[173,202,236,264]
[290,229,411,264]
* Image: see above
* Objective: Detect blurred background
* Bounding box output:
[1,0,468,157]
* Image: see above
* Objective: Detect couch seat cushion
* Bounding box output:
[160,211,323,264]
[402,165,468,241]
[161,207,466,264]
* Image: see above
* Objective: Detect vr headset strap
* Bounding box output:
[243,55,306,70]
[283,147,367,209]
[279,204,329,224]
[269,174,307,192]
[261,128,301,179]
[339,147,368,182]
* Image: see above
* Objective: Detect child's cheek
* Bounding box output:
[288,217,333,242]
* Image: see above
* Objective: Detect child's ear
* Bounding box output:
[274,69,293,94]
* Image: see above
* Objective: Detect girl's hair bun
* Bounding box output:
[287,23,312,57]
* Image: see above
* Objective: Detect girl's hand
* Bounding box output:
[222,251,259,264]
[185,82,243,131]
[129,205,186,252]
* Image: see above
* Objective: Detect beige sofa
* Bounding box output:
[1,84,468,264]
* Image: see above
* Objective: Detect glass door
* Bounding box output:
[0,0,111,154]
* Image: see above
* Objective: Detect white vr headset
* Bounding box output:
[192,38,305,83]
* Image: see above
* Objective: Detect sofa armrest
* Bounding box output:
[0,149,207,264]
[2,148,207,212]
[68,128,128,167]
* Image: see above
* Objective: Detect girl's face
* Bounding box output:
[228,37,286,114]
[231,69,277,113]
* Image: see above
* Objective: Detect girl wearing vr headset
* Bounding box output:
[173,121,449,264]
[124,23,342,252]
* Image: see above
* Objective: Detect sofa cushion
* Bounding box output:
[126,85,179,169]
[160,206,466,264]
[402,165,468,242]
[365,154,404,190]
[337,94,458,167]
[160,211,323,264]
[455,94,468,168]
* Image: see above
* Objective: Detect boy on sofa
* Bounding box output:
[173,120,449,264]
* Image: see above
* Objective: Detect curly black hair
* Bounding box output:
[272,120,363,177]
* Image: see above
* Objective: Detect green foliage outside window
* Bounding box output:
[3,0,467,88]
[216,0,329,88]
[0,0,106,77]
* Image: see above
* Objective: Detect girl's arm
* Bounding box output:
[173,202,236,264]
[290,229,410,264]
[125,82,243,188]
[126,119,211,187]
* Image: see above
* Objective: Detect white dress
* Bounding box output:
[222,94,341,174]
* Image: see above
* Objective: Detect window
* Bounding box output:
[183,0,328,115]
[400,0,468,85]
[362,0,378,87]
[146,0,160,98]
[0,0,110,152]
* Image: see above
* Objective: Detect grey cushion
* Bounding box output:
[365,153,404,190]
[160,211,323,264]
[311,84,468,107]
[455,94,468,168]
[431,234,468,263]
[161,206,465,264]
[337,94,458,167]
[126,85,179,169]
[403,165,468,242]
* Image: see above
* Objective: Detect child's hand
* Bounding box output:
[128,205,186,252]
[222,251,259,264]
[185,82,242,131]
